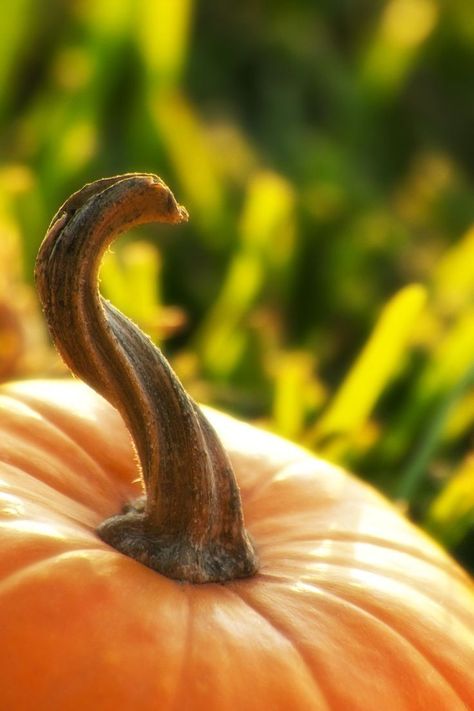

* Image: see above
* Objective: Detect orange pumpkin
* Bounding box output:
[1,379,474,710]
[0,175,473,710]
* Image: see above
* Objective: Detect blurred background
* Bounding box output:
[0,0,473,571]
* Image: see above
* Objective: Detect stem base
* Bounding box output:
[98,502,259,584]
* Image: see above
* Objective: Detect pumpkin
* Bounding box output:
[0,174,473,710]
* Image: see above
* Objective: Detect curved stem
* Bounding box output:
[35,173,258,583]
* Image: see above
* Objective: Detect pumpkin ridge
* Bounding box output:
[293,555,474,629]
[296,577,474,708]
[0,434,94,503]
[237,456,357,510]
[316,557,469,602]
[0,544,109,590]
[0,397,115,497]
[0,434,117,515]
[168,590,195,711]
[0,548,104,593]
[0,459,111,530]
[227,585,332,709]
[248,571,293,584]
[237,580,469,710]
[254,529,470,586]
[259,552,463,596]
[1,388,128,491]
[231,458,310,507]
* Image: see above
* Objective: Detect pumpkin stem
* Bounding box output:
[35,173,258,583]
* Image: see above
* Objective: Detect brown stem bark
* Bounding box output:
[35,173,258,583]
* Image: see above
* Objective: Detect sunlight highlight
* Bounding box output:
[0,491,24,517]
[1,519,66,539]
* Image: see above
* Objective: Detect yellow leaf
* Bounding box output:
[432,226,474,315]
[134,0,193,86]
[314,284,427,442]
[151,91,223,233]
[426,455,474,547]
[361,0,439,94]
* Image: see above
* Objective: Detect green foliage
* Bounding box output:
[0,0,473,570]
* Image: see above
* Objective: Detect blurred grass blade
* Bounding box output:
[271,351,326,440]
[360,0,439,96]
[196,172,295,377]
[420,308,474,395]
[432,226,474,313]
[425,453,474,548]
[135,0,193,87]
[239,171,295,258]
[380,247,474,465]
[19,0,133,211]
[101,241,165,343]
[0,0,37,119]
[151,91,223,235]
[396,363,474,501]
[313,284,427,446]
[443,389,474,443]
[197,253,263,377]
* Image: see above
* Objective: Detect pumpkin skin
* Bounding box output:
[0,379,473,711]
